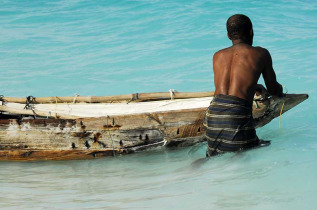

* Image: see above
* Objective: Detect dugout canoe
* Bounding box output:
[0,91,308,161]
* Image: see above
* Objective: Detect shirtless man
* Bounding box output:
[205,14,283,156]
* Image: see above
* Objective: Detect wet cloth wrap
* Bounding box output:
[204,94,260,156]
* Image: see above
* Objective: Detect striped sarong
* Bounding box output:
[204,94,261,157]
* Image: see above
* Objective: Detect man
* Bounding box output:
[205,14,283,157]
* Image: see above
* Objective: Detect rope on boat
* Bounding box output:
[54,96,58,119]
[253,100,259,108]
[279,101,285,129]
[0,95,4,115]
[106,115,116,157]
[73,94,79,104]
[0,95,4,106]
[125,139,168,153]
[282,85,288,94]
[127,93,137,104]
[279,85,287,129]
[24,96,36,110]
[162,138,167,146]
[169,89,176,100]
[24,96,37,119]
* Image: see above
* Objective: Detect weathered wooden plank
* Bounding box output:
[0,149,128,161]
[2,95,135,104]
[0,108,206,160]
[0,105,78,119]
[137,91,214,101]
[1,91,214,104]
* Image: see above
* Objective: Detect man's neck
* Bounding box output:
[232,39,252,46]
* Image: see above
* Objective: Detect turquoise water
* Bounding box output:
[0,0,316,209]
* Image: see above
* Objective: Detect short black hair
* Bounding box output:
[226,14,253,40]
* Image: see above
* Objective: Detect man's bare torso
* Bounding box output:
[213,43,271,103]
[213,43,281,102]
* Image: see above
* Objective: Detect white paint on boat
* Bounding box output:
[4,97,214,118]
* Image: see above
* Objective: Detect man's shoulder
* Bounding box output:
[213,47,231,58]
[253,46,270,55]
[214,48,226,55]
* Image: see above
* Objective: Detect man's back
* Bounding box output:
[204,14,282,156]
[213,43,268,103]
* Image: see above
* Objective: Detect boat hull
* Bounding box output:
[0,93,308,160]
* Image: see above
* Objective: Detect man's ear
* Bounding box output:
[250,29,254,36]
[227,33,231,40]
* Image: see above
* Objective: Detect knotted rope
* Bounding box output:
[24,96,37,119]
[0,95,4,106]
[169,89,177,100]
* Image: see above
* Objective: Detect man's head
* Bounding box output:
[226,14,253,45]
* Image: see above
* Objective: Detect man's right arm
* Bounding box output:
[261,48,283,97]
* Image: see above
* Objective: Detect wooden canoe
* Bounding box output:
[0,91,308,161]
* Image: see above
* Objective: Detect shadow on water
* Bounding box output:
[190,157,210,169]
[190,140,272,170]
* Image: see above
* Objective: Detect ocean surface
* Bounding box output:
[0,0,316,209]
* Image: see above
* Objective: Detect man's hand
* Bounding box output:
[255,84,267,95]
[275,83,283,97]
